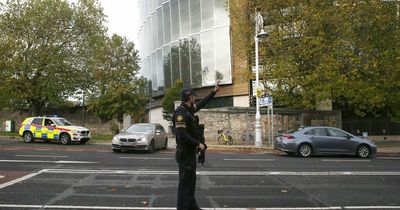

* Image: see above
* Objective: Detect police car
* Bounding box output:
[19,116,90,145]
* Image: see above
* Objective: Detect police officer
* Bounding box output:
[173,80,220,210]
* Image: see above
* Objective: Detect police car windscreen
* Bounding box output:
[53,118,74,126]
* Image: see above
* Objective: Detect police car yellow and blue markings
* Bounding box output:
[20,121,70,141]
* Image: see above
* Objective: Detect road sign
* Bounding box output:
[259,96,273,107]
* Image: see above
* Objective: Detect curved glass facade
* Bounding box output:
[138,0,232,95]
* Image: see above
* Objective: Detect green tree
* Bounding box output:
[0,0,107,116]
[161,80,183,123]
[87,34,147,124]
[230,0,400,121]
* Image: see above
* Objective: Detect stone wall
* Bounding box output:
[196,107,342,145]
[1,107,342,144]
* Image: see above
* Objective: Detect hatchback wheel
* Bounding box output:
[60,133,71,145]
[298,144,312,157]
[23,132,34,143]
[357,144,370,158]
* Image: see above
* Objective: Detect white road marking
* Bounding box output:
[0,170,43,189]
[16,155,68,158]
[224,158,275,161]
[119,157,173,160]
[0,175,5,179]
[345,206,400,209]
[377,157,400,160]
[321,159,371,162]
[0,204,399,209]
[0,160,98,164]
[40,169,400,176]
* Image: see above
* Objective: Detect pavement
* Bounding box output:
[2,135,400,156]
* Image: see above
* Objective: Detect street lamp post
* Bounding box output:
[254,12,268,147]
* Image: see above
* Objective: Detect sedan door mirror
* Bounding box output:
[346,134,352,140]
[120,130,125,133]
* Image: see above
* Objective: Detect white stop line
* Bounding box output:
[0,204,399,209]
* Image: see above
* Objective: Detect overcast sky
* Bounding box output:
[0,0,140,43]
[99,0,139,43]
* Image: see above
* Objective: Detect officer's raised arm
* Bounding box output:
[194,80,220,112]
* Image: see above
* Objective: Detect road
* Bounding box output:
[0,139,400,210]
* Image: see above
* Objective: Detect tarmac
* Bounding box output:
[2,135,400,156]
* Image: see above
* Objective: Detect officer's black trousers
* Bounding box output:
[176,150,200,210]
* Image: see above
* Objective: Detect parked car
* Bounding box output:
[19,116,90,145]
[112,123,168,153]
[274,126,377,158]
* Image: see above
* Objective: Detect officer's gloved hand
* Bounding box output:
[198,143,206,152]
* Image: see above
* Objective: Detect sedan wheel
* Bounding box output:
[163,138,168,150]
[298,144,312,157]
[357,145,370,158]
[113,148,121,153]
[23,132,34,143]
[148,140,155,153]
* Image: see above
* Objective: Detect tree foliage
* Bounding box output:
[161,80,183,123]
[230,0,400,121]
[86,34,147,123]
[0,0,107,115]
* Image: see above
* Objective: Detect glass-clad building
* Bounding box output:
[138,0,232,95]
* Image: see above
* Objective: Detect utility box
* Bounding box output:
[5,120,15,132]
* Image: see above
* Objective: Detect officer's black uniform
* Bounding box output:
[173,88,216,210]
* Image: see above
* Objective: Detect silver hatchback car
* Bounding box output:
[274,126,377,158]
[112,123,168,153]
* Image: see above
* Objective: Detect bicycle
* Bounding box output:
[217,129,233,145]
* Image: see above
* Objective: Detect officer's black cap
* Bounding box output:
[180,87,197,100]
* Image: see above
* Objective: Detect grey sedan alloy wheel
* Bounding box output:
[23,131,34,143]
[298,144,312,157]
[357,145,370,158]
[163,138,168,149]
[148,140,155,153]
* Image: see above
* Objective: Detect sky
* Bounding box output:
[0,0,140,44]
[98,0,140,44]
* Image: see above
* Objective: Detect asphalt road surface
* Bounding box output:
[0,139,400,210]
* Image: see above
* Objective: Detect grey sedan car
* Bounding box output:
[274,126,377,158]
[112,123,168,153]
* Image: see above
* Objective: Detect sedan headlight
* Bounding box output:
[112,136,119,144]
[139,137,148,142]
[73,130,81,134]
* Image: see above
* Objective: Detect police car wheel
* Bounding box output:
[60,133,71,145]
[23,132,34,143]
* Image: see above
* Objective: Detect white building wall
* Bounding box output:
[234,95,250,107]
[149,107,171,133]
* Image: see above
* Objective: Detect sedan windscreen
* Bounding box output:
[126,125,153,134]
